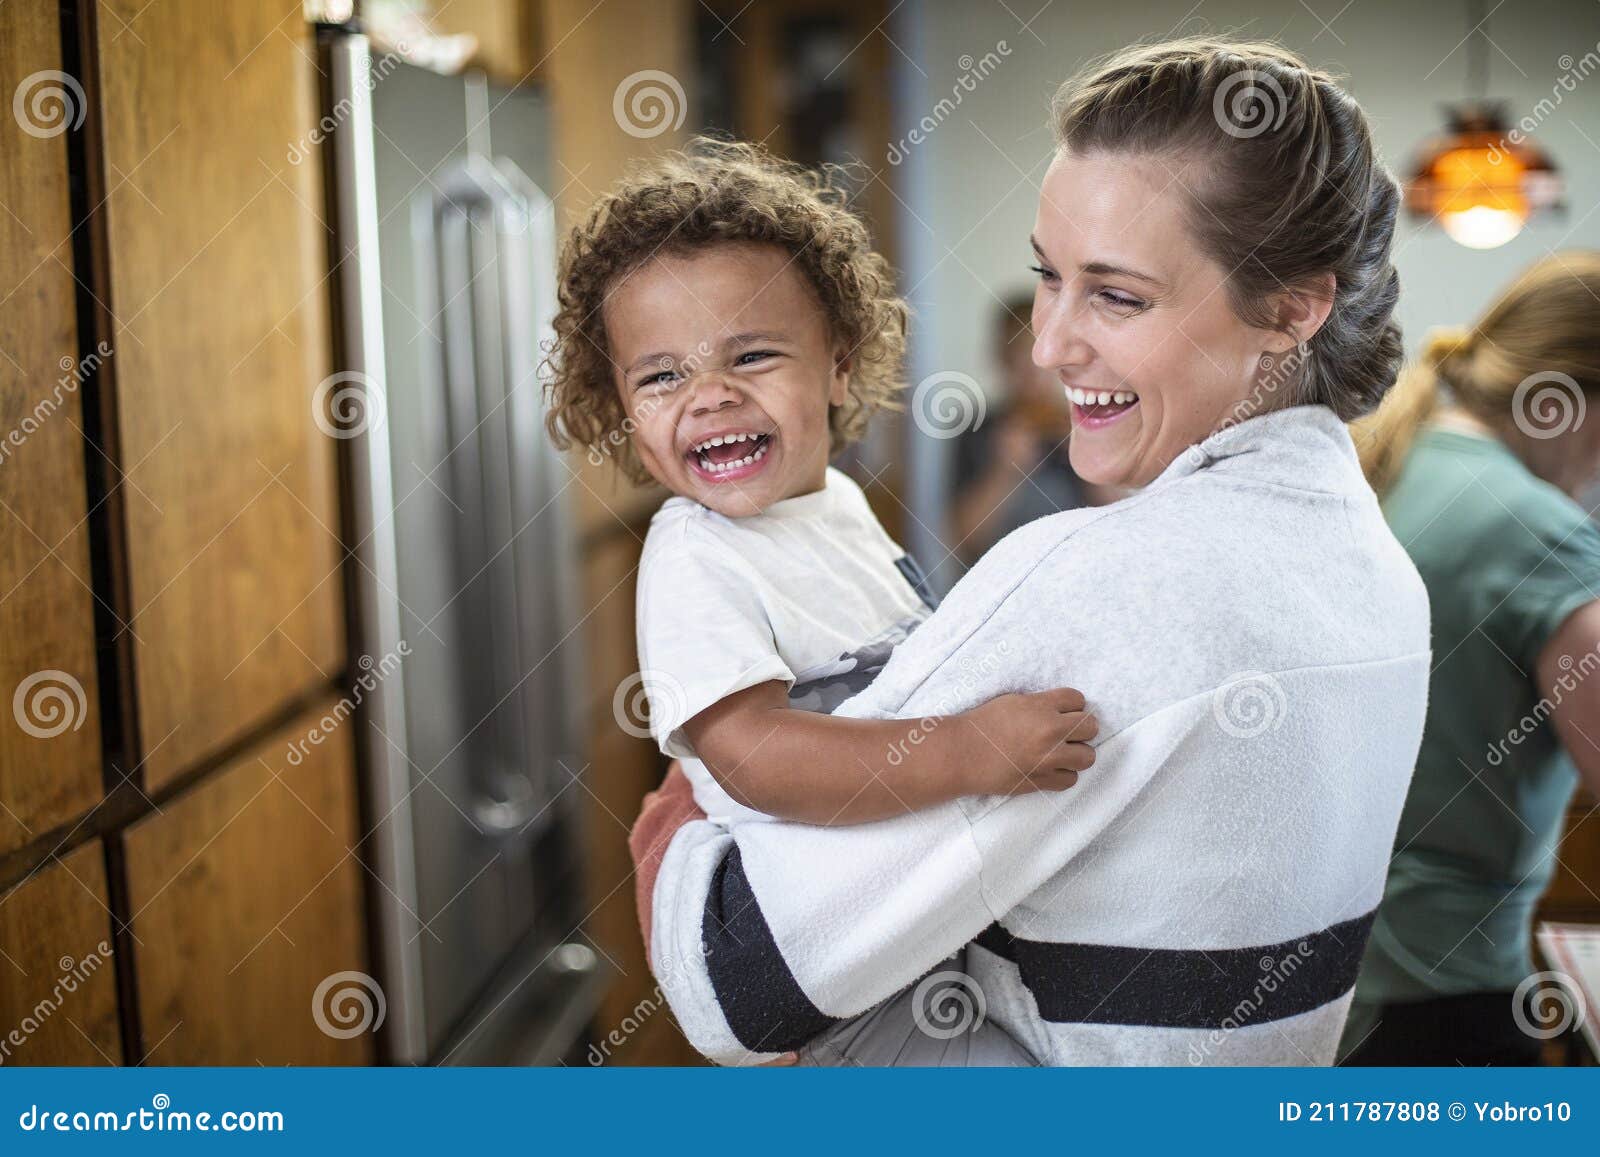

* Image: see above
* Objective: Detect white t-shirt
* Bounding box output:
[635,467,937,824]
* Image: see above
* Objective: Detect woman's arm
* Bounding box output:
[685,680,1095,824]
[629,763,702,966]
[1535,598,1600,798]
[642,671,1211,1064]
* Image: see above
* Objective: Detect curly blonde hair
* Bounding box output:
[543,139,908,484]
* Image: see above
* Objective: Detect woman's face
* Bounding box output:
[1030,148,1296,488]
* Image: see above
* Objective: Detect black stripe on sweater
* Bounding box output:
[972,911,1376,1028]
[703,846,842,1052]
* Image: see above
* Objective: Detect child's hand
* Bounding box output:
[961,688,1097,795]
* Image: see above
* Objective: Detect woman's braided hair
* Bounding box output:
[1053,37,1404,421]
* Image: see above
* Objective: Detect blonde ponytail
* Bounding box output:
[1353,252,1600,496]
[1421,326,1475,368]
[1350,331,1463,495]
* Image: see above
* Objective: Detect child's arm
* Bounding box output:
[683,681,1096,825]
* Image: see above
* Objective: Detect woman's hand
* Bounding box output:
[958,688,1098,795]
[628,762,705,967]
[629,767,800,1066]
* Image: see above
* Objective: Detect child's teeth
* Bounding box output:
[695,432,767,453]
[699,439,770,474]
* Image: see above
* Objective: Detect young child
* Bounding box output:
[545,141,1097,1064]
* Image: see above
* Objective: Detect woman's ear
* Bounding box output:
[829,347,853,407]
[1266,272,1336,351]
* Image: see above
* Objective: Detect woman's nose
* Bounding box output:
[1032,301,1093,371]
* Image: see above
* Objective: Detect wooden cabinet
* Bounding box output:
[429,0,544,86]
[543,0,702,1066]
[0,1,370,1068]
[580,531,671,1060]
[96,0,343,789]
[0,0,104,854]
[0,843,122,1065]
[124,696,369,1065]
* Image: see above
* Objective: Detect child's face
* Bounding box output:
[605,242,850,518]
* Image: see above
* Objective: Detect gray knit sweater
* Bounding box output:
[650,404,1431,1065]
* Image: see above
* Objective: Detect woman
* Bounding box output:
[1341,253,1600,1066]
[631,37,1430,1066]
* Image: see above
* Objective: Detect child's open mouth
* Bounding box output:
[1066,385,1139,430]
[686,430,775,483]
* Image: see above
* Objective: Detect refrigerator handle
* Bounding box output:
[434,162,552,834]
[493,161,586,822]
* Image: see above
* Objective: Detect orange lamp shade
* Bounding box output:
[1404,104,1563,250]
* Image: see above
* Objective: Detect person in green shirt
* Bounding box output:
[1341,251,1600,1065]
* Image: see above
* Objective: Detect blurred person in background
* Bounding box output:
[948,294,1116,565]
[1343,251,1600,1066]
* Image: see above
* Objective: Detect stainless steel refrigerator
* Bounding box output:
[319,24,600,1066]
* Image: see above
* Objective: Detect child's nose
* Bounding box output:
[688,373,741,413]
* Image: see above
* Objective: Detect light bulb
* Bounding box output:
[1440,205,1525,250]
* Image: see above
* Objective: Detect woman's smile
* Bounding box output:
[1064,384,1140,431]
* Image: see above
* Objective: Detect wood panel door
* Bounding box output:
[124,695,370,1065]
[0,0,104,854]
[94,0,344,789]
[0,842,122,1064]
